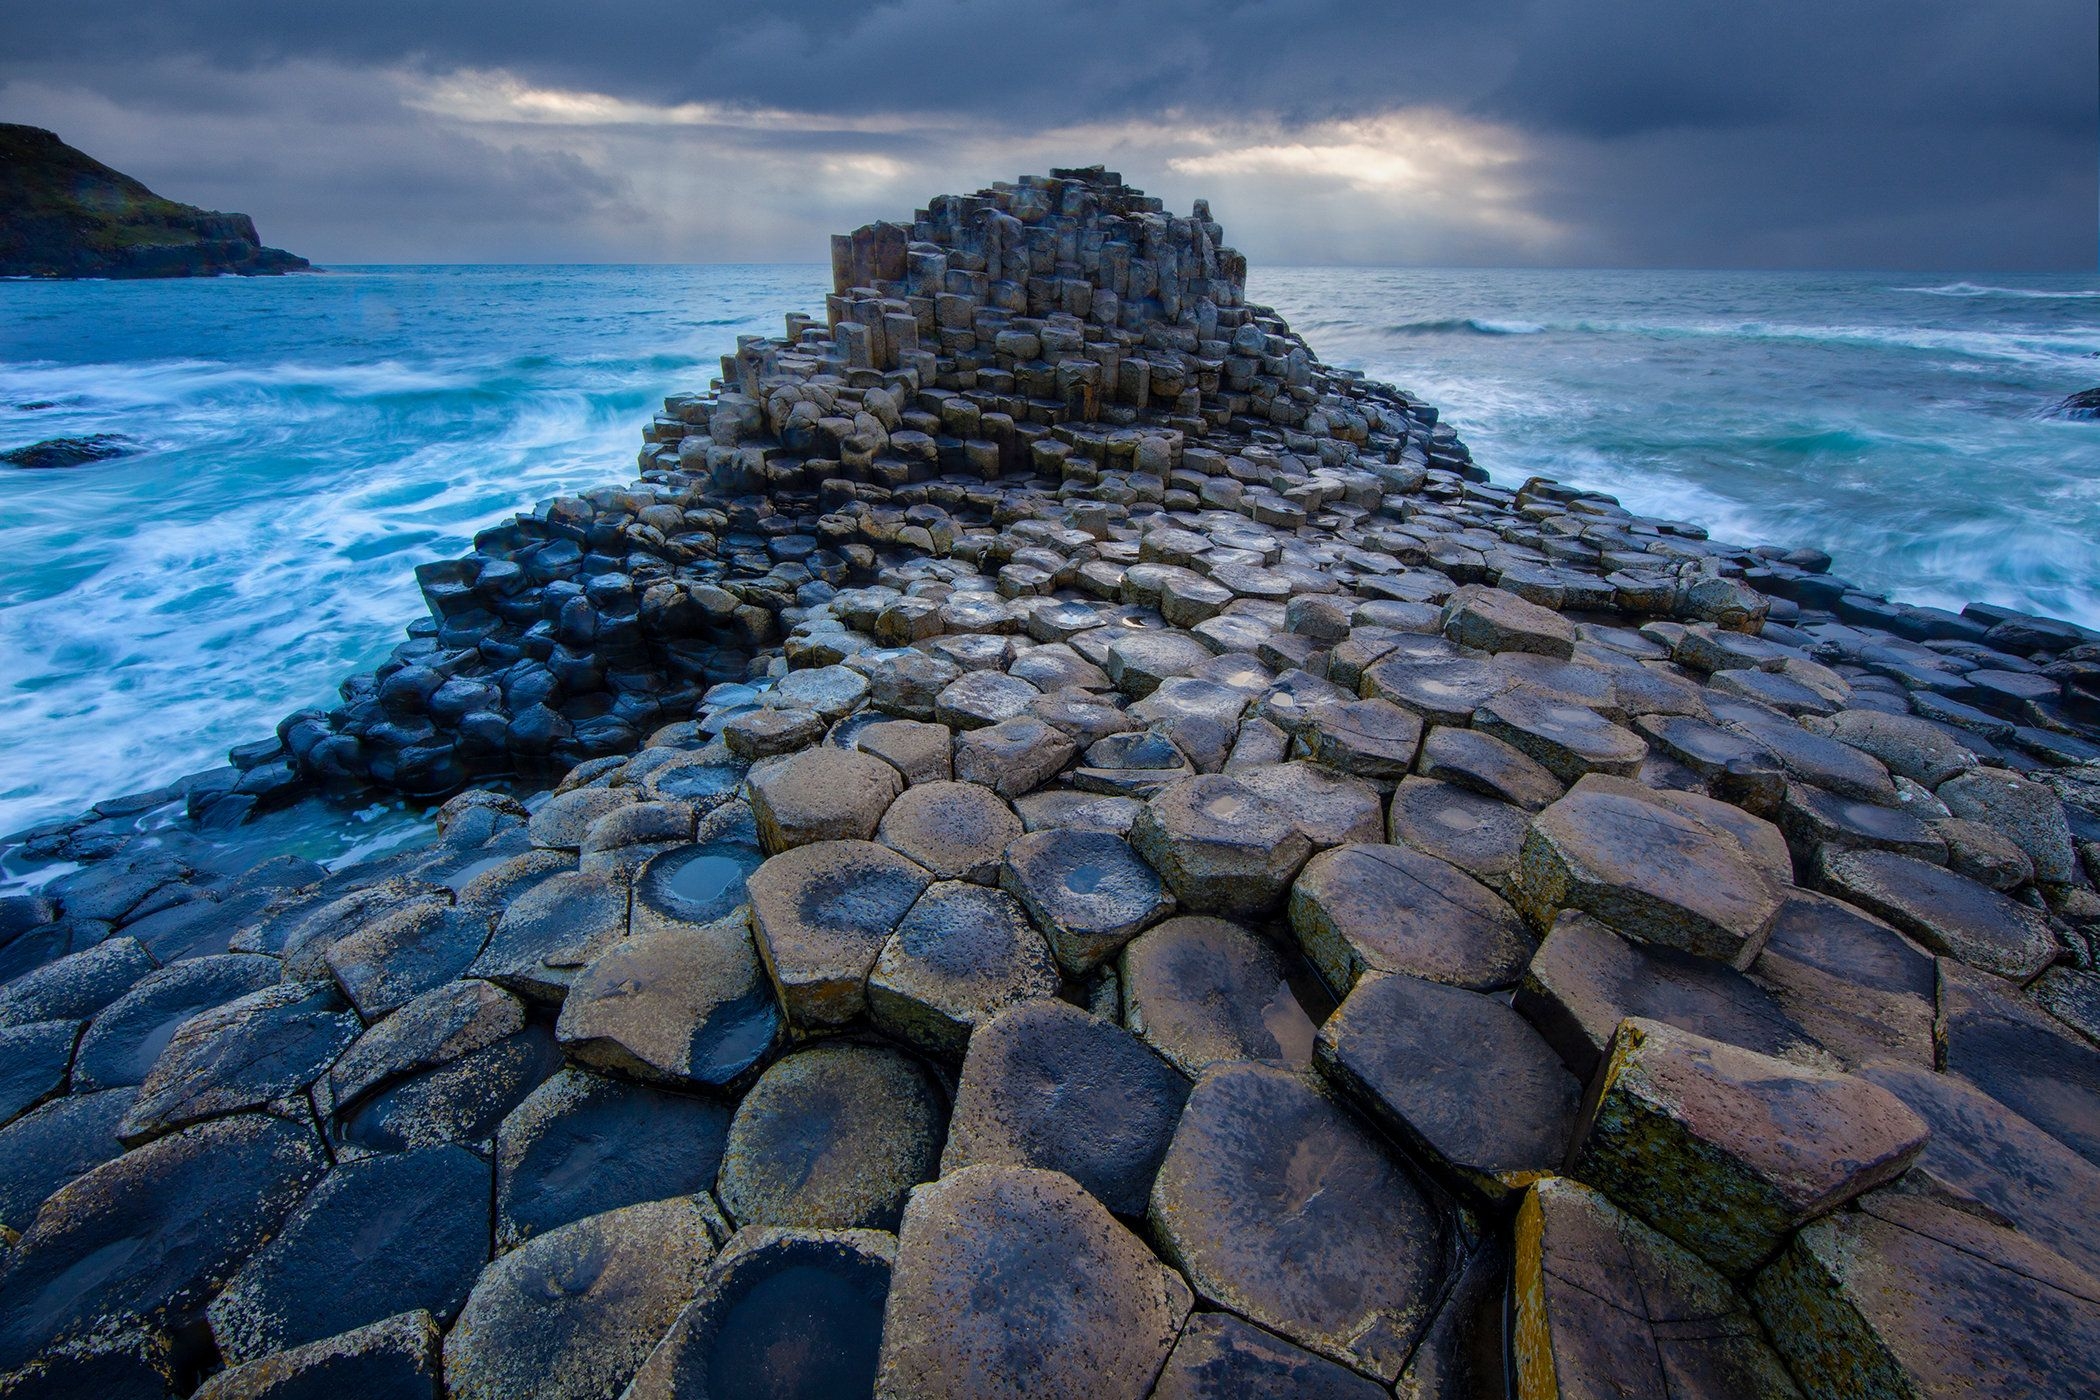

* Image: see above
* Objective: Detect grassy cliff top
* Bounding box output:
[1,123,307,276]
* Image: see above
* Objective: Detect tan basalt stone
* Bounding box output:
[1289,841,1534,993]
[1149,1062,1446,1383]
[1567,1017,1930,1276]
[876,1164,1191,1400]
[1510,776,1786,968]
[1513,1177,1800,1400]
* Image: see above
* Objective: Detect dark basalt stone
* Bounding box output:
[625,1227,894,1400]
[1754,1190,2100,1399]
[877,1164,1192,1400]
[0,435,138,470]
[746,839,934,1027]
[0,935,156,1029]
[441,1197,720,1400]
[867,880,1061,1058]
[193,1310,443,1400]
[2046,386,2100,421]
[72,953,280,1091]
[116,888,278,964]
[496,1068,732,1249]
[325,903,495,1020]
[326,978,526,1113]
[1000,828,1175,974]
[0,1020,77,1128]
[1152,1312,1387,1400]
[119,981,360,1145]
[1859,1060,2100,1280]
[1514,1176,1798,1400]
[1936,962,2100,1167]
[468,867,629,1003]
[332,1020,562,1155]
[1289,841,1533,993]
[716,1042,945,1232]
[0,1113,328,1375]
[1516,911,1828,1082]
[207,1144,491,1363]
[1119,914,1316,1077]
[1818,847,2057,982]
[0,1086,134,1236]
[1748,890,1936,1069]
[1151,1063,1449,1383]
[943,998,1191,1216]
[556,913,780,1089]
[1317,972,1580,1203]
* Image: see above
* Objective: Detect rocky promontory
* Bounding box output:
[1,167,2097,1400]
[0,125,307,279]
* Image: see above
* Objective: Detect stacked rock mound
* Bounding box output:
[3,169,2100,1400]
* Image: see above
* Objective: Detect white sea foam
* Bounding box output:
[1901,281,2100,300]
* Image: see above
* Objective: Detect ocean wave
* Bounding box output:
[1385,317,1547,336]
[0,357,472,409]
[1900,281,2100,300]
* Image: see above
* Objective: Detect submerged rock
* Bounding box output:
[0,434,138,470]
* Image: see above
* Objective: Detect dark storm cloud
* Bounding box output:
[1,1,2091,267]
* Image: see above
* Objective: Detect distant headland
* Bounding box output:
[0,123,307,279]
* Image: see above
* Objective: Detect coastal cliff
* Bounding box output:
[0,168,2096,1400]
[0,124,308,279]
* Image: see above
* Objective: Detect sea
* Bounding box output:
[2,264,2097,846]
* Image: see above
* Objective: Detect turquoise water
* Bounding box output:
[2,264,2097,835]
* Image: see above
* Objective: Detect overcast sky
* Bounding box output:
[3,1,2093,269]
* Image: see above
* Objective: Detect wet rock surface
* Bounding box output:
[4,166,2100,1397]
[626,1227,894,1400]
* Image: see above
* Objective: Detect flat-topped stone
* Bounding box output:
[556,912,779,1088]
[467,867,627,1002]
[747,840,933,1027]
[0,1113,328,1375]
[943,998,1190,1216]
[625,1227,894,1400]
[495,1069,731,1249]
[874,780,1021,883]
[1120,914,1316,1076]
[120,982,360,1145]
[1749,889,1936,1068]
[717,1042,944,1232]
[1936,960,2100,1166]
[1317,972,1580,1202]
[1568,1017,1929,1275]
[748,746,903,853]
[1228,760,1383,847]
[1152,1313,1385,1400]
[1000,827,1172,973]
[1514,1176,1800,1400]
[1416,724,1566,810]
[1150,1062,1446,1383]
[1753,1190,2100,1400]
[1387,775,1529,889]
[1817,847,2057,981]
[1475,690,1648,784]
[877,1163,1192,1400]
[1128,773,1312,916]
[1441,584,1577,658]
[1511,776,1786,967]
[207,1144,489,1364]
[442,1196,719,1400]
[1290,841,1534,992]
[1859,1060,2100,1279]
